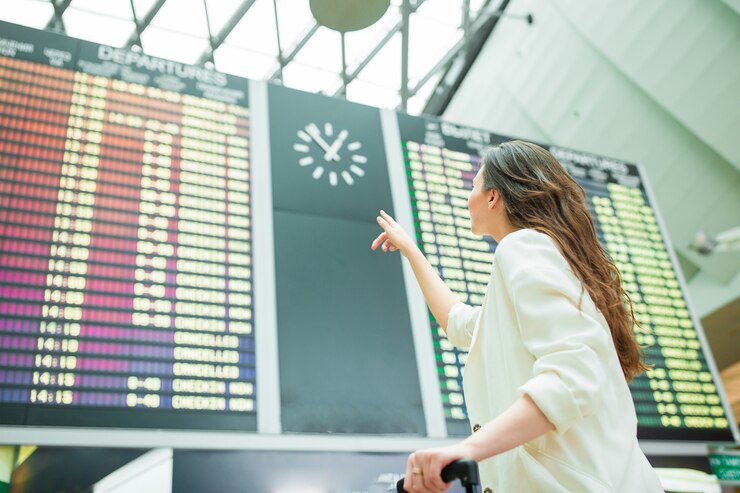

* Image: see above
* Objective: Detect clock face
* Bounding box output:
[293,122,368,187]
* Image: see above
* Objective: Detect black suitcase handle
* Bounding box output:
[396,458,480,493]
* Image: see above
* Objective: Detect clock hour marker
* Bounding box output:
[306,123,320,134]
[295,122,365,187]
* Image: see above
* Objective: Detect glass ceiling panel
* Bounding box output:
[273,0,314,50]
[4,0,498,114]
[214,44,274,80]
[204,0,244,34]
[69,0,133,20]
[150,0,209,37]
[0,0,54,29]
[406,95,426,115]
[408,16,462,82]
[132,0,160,19]
[407,70,442,114]
[282,62,340,94]
[356,31,401,90]
[294,26,341,73]
[416,0,464,28]
[65,8,136,47]
[416,70,443,100]
[140,26,209,64]
[222,0,278,56]
[343,4,400,68]
[346,78,400,109]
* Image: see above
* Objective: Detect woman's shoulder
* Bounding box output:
[495,228,559,258]
[494,228,572,280]
[496,228,551,247]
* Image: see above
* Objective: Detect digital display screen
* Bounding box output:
[397,113,734,441]
[0,22,256,430]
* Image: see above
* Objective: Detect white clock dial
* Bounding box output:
[294,122,367,187]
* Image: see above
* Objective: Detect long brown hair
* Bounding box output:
[481,140,649,381]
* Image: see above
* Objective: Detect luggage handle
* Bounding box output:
[396,458,480,493]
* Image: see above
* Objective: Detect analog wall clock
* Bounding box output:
[293,122,367,186]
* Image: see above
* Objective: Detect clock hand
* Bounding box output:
[324,129,349,162]
[305,124,336,158]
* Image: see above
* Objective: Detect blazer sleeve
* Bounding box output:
[445,301,482,350]
[509,266,612,435]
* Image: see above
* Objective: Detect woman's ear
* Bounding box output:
[487,189,497,210]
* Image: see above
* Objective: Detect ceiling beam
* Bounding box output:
[421,0,516,115]
[197,0,258,65]
[271,0,284,81]
[330,0,426,97]
[407,9,497,98]
[400,0,410,110]
[125,0,168,48]
[267,22,321,81]
[45,0,73,33]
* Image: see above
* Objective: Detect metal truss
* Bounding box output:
[125,0,168,48]
[45,0,72,33]
[331,0,426,98]
[197,0,258,65]
[35,0,515,115]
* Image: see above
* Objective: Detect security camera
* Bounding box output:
[689,226,740,255]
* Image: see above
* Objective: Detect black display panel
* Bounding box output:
[269,85,425,434]
[172,449,468,493]
[396,113,734,442]
[0,21,256,430]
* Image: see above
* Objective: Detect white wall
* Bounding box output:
[444,0,740,318]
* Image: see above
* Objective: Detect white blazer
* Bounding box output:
[446,228,664,492]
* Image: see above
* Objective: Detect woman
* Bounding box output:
[371,141,663,493]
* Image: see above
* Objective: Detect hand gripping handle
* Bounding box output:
[396,458,480,493]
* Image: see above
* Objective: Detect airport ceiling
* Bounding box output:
[4,0,510,114]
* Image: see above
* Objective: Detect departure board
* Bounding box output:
[0,22,256,430]
[396,113,734,442]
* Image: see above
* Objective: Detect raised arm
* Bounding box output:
[371,210,459,332]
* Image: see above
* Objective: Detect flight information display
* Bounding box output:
[0,22,256,430]
[396,113,734,441]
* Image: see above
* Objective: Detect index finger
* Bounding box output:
[376,215,391,231]
[379,210,397,225]
[403,455,415,492]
